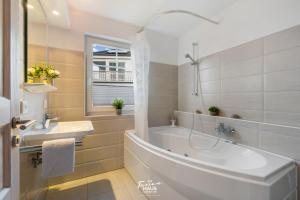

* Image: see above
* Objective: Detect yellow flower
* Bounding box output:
[54,70,60,75]
[28,68,35,73]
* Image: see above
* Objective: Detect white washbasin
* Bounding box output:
[20,121,94,144]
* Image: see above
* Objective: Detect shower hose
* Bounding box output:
[188,112,221,150]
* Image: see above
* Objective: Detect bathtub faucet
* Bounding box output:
[215,123,236,136]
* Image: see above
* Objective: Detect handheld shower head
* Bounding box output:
[185,54,198,65]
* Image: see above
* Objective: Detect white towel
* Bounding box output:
[42,138,75,178]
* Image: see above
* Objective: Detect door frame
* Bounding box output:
[3,0,12,188]
[1,0,20,199]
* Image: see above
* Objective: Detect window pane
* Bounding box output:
[118,62,125,68]
[89,41,134,107]
[109,62,116,67]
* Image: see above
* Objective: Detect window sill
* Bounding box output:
[84,113,134,121]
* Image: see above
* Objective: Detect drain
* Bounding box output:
[184,153,188,157]
[167,149,171,152]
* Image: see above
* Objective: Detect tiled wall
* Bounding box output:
[179,25,300,128]
[148,62,178,127]
[177,23,300,199]
[26,45,176,187]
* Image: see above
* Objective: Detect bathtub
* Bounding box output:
[124,126,297,200]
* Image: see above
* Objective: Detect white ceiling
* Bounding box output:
[28,0,70,29]
[67,0,239,37]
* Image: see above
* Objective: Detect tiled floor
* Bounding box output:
[46,169,147,200]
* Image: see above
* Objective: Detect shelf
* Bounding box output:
[23,83,57,93]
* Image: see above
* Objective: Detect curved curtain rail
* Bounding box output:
[137,9,219,33]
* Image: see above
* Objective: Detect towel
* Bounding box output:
[42,138,75,178]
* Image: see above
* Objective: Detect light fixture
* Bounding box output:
[27,4,34,9]
[52,10,60,16]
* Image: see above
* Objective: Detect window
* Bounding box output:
[85,35,134,115]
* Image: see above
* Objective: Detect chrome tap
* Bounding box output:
[215,123,236,143]
[42,113,59,129]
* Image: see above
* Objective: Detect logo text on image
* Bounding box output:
[138,180,161,197]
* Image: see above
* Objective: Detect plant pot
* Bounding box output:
[44,79,54,85]
[32,77,44,83]
[209,111,219,116]
[116,109,122,115]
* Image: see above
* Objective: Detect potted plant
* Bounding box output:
[112,98,124,115]
[208,106,220,116]
[27,63,60,84]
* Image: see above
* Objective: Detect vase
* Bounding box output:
[209,111,218,116]
[44,79,54,85]
[32,77,43,83]
[116,109,122,115]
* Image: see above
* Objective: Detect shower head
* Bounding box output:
[185,54,198,65]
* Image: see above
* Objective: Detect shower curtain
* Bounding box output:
[131,32,150,141]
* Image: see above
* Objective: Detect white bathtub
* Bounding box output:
[124,126,297,200]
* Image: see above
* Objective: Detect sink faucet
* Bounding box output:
[215,123,237,143]
[43,113,59,129]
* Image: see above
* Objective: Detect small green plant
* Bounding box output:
[208,106,219,113]
[112,98,124,110]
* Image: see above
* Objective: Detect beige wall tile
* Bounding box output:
[48,63,84,79]
[76,145,122,165]
[91,119,134,134]
[48,93,84,109]
[48,48,84,65]
[28,45,47,62]
[78,132,122,150]
[54,79,84,94]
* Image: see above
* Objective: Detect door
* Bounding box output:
[0,0,20,200]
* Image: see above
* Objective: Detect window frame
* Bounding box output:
[84,34,134,115]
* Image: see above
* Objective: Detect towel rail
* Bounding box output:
[20,141,83,154]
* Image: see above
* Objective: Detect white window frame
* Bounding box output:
[84,34,134,115]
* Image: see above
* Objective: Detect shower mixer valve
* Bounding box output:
[215,123,236,136]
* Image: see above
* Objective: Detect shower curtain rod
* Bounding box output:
[137,10,219,33]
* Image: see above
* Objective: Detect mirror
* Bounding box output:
[24,0,49,83]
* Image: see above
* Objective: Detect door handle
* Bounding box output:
[11,117,36,130]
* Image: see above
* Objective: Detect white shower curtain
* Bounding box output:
[131,32,150,141]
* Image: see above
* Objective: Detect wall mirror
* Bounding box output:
[24,0,49,83]
[24,0,67,84]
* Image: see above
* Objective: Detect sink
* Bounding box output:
[20,121,94,145]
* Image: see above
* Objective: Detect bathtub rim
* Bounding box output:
[125,127,296,184]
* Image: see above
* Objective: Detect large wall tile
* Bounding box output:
[201,80,221,94]
[199,53,220,70]
[264,25,300,54]
[259,123,300,161]
[76,145,122,165]
[222,75,262,93]
[28,45,47,62]
[54,79,84,93]
[221,93,263,110]
[220,39,263,65]
[264,46,300,73]
[265,92,300,112]
[264,111,300,128]
[48,93,84,109]
[200,66,220,82]
[148,62,178,127]
[221,108,263,122]
[49,63,83,79]
[264,69,300,92]
[221,57,262,79]
[48,48,84,65]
